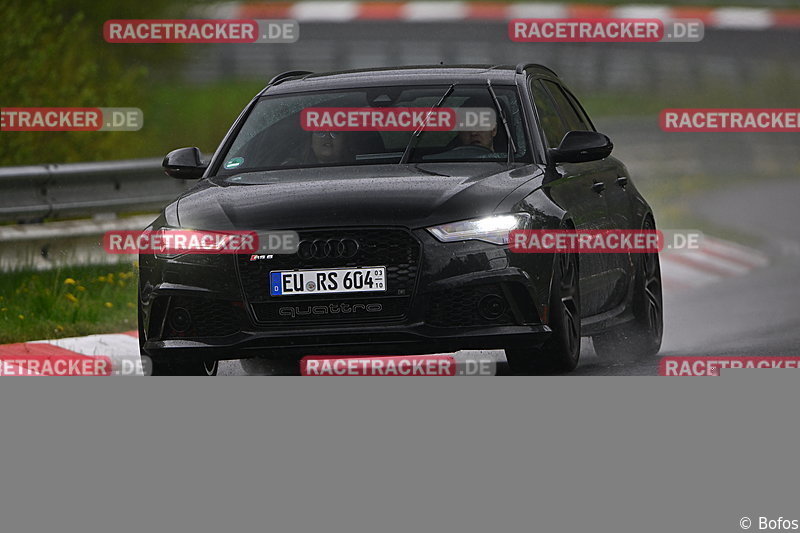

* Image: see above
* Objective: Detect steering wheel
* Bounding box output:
[443,144,494,157]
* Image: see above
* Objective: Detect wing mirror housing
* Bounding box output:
[548,131,613,164]
[163,147,207,179]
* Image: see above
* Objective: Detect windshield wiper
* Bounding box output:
[486,80,516,166]
[399,84,455,165]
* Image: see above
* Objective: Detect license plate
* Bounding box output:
[270,266,387,296]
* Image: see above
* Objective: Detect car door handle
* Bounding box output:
[616,176,628,188]
[591,181,605,194]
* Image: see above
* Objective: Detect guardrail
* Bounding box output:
[0,158,195,223]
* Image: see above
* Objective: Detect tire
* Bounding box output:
[506,251,581,374]
[592,221,663,361]
[148,357,218,376]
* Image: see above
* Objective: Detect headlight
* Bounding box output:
[426,213,530,245]
[152,226,187,259]
[152,226,244,259]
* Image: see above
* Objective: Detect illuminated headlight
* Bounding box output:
[426,213,530,245]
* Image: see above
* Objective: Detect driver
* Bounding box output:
[311,130,351,163]
[456,125,497,152]
[453,94,499,152]
[280,130,353,166]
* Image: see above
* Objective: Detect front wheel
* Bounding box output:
[506,251,581,374]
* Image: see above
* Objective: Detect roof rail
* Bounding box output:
[515,63,559,77]
[267,70,313,86]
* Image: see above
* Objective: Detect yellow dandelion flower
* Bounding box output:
[64,278,77,285]
[98,276,106,282]
[65,293,79,303]
[104,302,114,308]
[77,286,86,292]
[1,307,7,312]
[18,314,24,320]
[55,325,64,332]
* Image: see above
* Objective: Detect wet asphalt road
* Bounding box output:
[219,177,800,376]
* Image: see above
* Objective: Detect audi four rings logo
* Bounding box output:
[298,238,360,259]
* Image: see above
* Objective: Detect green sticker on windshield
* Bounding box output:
[224,157,244,169]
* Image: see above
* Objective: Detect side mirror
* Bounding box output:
[548,131,613,164]
[163,147,207,179]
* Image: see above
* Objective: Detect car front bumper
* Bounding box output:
[139,228,556,362]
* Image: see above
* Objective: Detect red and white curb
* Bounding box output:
[209,2,800,30]
[660,236,768,290]
[0,331,141,376]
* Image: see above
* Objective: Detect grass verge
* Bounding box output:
[0,264,138,344]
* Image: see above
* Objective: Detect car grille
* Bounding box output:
[425,284,515,328]
[237,228,421,325]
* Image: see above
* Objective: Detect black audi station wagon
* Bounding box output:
[139,64,663,375]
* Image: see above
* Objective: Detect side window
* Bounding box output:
[542,80,590,132]
[564,90,595,132]
[530,80,569,149]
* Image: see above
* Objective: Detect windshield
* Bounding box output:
[217,85,532,174]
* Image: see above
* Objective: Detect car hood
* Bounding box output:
[174,163,543,230]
